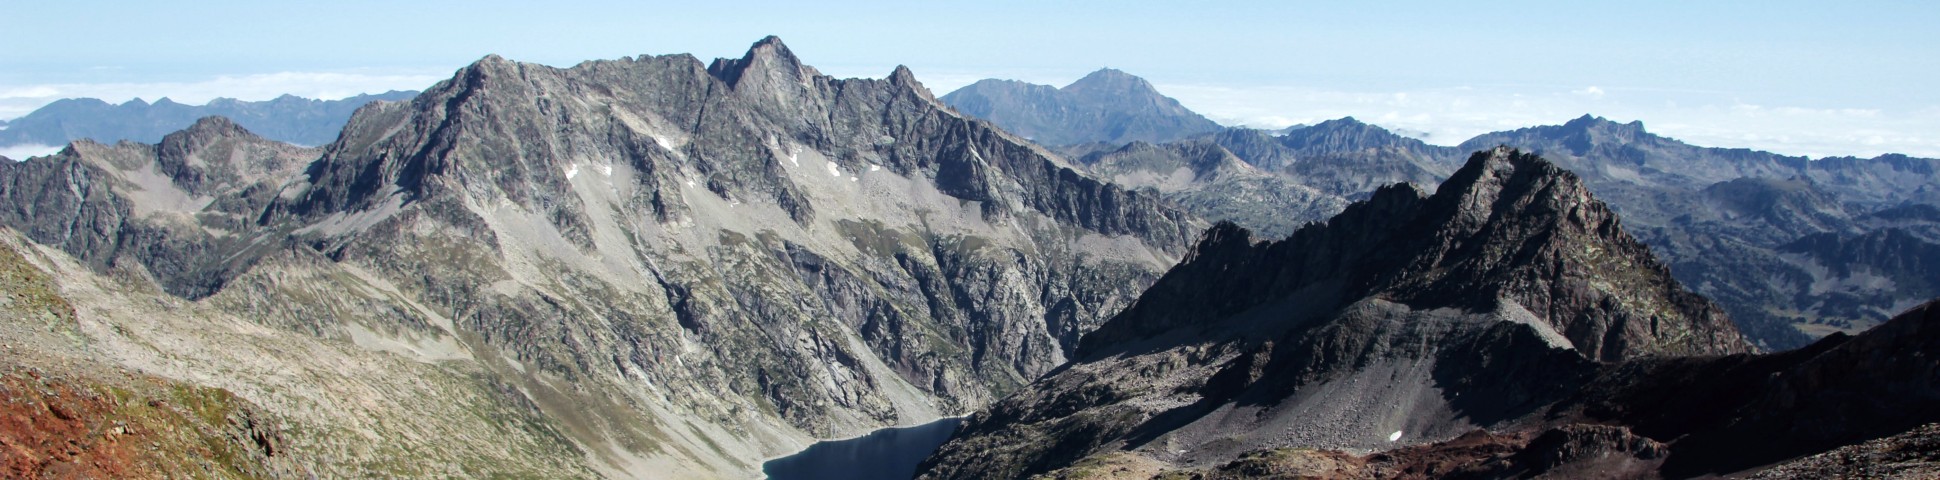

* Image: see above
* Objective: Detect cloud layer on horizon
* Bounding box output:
[1158,83,1939,159]
[0,143,63,161]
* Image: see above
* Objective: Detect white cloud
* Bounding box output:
[1157,83,1940,159]
[0,86,60,99]
[0,70,447,120]
[0,144,63,161]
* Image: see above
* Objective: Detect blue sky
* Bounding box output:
[3,1,1936,157]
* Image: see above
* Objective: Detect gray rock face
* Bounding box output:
[918,148,1750,480]
[0,91,419,148]
[1,37,1203,476]
[939,69,1222,146]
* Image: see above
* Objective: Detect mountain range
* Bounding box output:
[939,69,1222,147]
[919,148,1940,479]
[0,37,1198,477]
[0,91,419,150]
[0,37,1935,479]
[944,72,1940,351]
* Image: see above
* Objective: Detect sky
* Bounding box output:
[3,1,1937,158]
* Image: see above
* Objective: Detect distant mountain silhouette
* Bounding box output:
[0,91,418,149]
[940,69,1221,146]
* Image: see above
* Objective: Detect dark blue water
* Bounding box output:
[763,417,964,480]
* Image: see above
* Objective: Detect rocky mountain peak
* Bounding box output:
[1432,146,1572,220]
[1275,116,1429,155]
[1555,114,1649,152]
[887,65,936,101]
[1064,68,1158,95]
[459,53,521,80]
[1303,116,1378,135]
[888,64,918,85]
[152,116,264,190]
[1380,147,1751,359]
[1563,113,1644,130]
[166,116,251,143]
[1078,147,1747,361]
[1326,116,1366,126]
[707,35,813,89]
[941,68,1220,145]
[438,54,527,100]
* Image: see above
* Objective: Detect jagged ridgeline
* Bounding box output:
[920,148,1753,479]
[0,36,1200,476]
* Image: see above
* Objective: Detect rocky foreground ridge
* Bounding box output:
[1048,297,1940,479]
[918,148,1940,479]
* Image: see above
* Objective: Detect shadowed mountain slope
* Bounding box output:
[919,148,1750,479]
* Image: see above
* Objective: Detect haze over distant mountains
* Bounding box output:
[0,91,419,151]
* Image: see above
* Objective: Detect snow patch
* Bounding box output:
[1388,430,1403,442]
[600,165,613,177]
[653,135,672,151]
[685,179,695,188]
[868,163,881,172]
[825,160,842,177]
[788,151,800,167]
[565,163,579,179]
